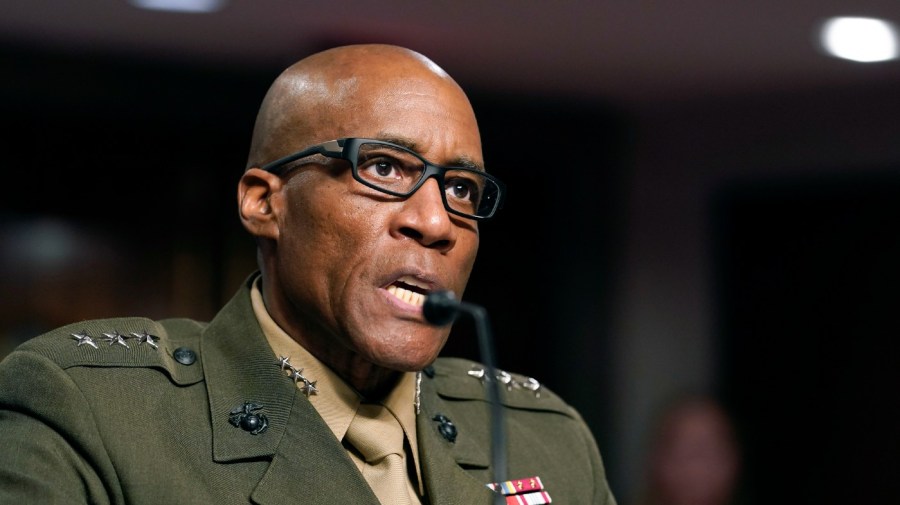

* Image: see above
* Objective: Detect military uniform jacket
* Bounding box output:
[0,275,617,505]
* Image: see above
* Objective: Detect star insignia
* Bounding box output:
[300,379,319,397]
[101,330,130,348]
[277,358,320,396]
[130,330,159,349]
[497,370,515,391]
[521,377,542,397]
[70,331,98,349]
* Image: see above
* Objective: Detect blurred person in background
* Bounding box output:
[634,394,742,505]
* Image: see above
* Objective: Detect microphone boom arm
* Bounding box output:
[423,292,507,504]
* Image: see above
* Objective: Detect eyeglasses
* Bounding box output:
[260,138,506,220]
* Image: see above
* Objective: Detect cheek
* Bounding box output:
[454,233,480,292]
[323,202,385,271]
[280,185,383,280]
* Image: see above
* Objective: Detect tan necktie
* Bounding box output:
[345,403,413,505]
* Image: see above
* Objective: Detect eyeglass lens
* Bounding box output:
[355,142,500,218]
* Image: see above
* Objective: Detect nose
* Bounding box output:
[391,177,456,251]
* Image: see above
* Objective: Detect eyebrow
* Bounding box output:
[374,133,485,172]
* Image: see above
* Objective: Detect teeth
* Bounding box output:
[386,284,426,306]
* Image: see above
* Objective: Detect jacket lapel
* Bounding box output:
[250,387,379,505]
[418,369,497,505]
[202,276,379,504]
[203,278,292,462]
[202,276,501,504]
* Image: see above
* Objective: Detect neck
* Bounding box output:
[337,358,404,401]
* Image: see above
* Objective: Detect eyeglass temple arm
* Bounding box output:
[260,139,347,173]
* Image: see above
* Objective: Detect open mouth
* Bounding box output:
[385,275,430,307]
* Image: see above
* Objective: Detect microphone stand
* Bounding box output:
[423,292,507,505]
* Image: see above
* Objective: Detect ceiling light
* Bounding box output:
[129,0,227,13]
[819,17,899,63]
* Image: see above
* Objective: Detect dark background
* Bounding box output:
[714,173,900,503]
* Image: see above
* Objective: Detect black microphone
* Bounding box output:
[423,291,507,504]
[421,290,461,326]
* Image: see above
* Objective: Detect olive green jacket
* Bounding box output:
[0,275,616,504]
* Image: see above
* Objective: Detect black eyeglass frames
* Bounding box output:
[259,138,505,220]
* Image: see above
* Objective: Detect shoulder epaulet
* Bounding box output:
[13,316,207,385]
[430,356,576,417]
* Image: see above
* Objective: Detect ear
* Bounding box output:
[238,168,283,240]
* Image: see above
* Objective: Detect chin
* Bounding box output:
[375,348,440,372]
[350,320,449,370]
[372,337,445,372]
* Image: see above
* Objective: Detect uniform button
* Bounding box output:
[173,347,197,365]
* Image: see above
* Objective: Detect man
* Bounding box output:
[0,44,616,504]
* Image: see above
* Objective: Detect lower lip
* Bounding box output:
[380,287,426,317]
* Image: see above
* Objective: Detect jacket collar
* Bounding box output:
[417,364,497,504]
[203,274,294,462]
[201,273,496,504]
[201,274,379,503]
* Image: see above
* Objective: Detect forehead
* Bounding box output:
[362,89,481,161]
[290,67,483,165]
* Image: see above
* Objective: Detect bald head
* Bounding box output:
[237,44,485,391]
[246,44,477,169]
